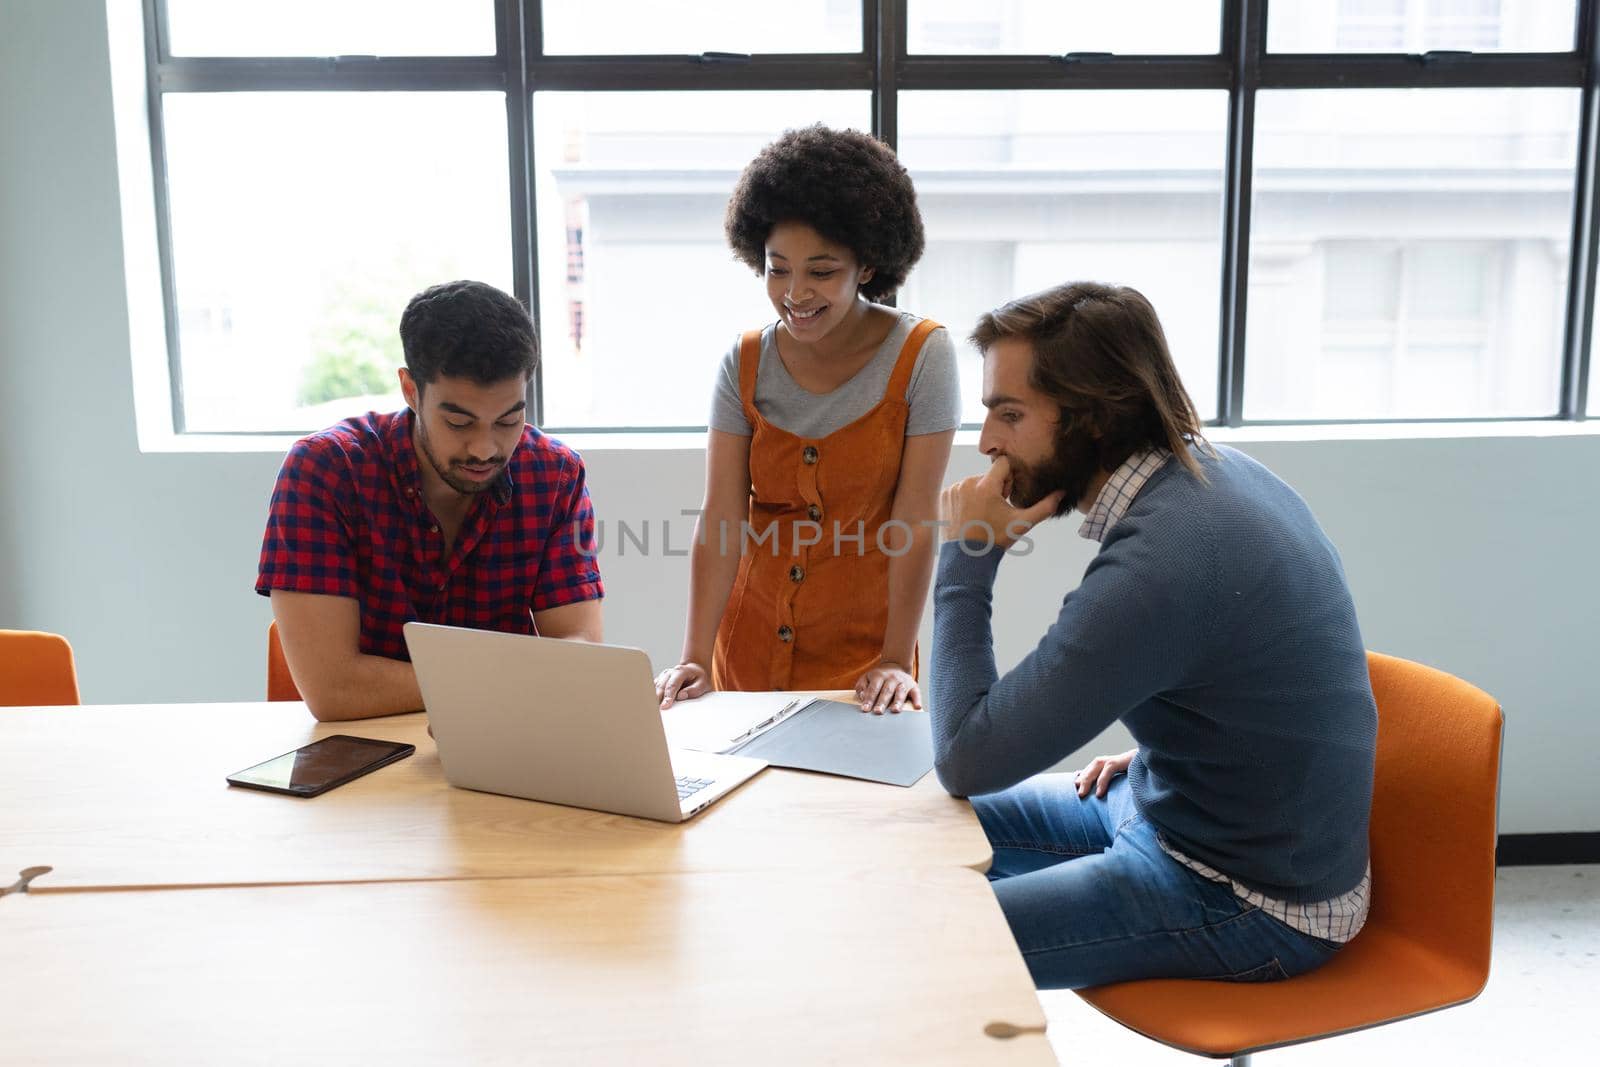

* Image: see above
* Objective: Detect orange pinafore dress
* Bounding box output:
[711,318,941,692]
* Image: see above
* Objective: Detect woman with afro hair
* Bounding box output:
[655,125,959,715]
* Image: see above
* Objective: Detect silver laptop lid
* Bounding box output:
[403,622,682,822]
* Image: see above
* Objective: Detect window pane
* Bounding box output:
[541,1,861,55]
[1591,312,1600,417]
[908,0,1220,55]
[1267,0,1576,54]
[533,92,871,429]
[1323,243,1401,320]
[1245,89,1578,420]
[897,91,1228,423]
[163,93,512,432]
[166,0,495,57]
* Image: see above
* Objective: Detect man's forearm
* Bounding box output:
[932,536,1154,799]
[929,541,1006,795]
[305,653,425,722]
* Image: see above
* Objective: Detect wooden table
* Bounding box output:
[4,701,1049,1062]
[2,867,1051,1065]
[1,702,989,891]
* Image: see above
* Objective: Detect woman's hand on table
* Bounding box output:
[655,662,712,710]
[855,662,920,715]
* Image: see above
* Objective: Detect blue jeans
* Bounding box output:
[972,773,1343,989]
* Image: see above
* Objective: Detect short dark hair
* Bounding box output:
[724,124,925,301]
[971,282,1210,479]
[399,280,538,389]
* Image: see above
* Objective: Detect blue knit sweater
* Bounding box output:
[931,446,1376,902]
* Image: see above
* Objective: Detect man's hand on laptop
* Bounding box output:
[1074,749,1137,799]
[656,661,712,710]
[939,456,1065,549]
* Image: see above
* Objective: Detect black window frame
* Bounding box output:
[141,0,1598,432]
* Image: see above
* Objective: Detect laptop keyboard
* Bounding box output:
[675,775,715,801]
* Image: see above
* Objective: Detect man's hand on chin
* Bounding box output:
[939,456,1066,550]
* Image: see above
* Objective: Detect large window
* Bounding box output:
[140,0,1598,432]
[896,90,1229,423]
[532,91,870,429]
[1245,87,1578,420]
[163,92,512,433]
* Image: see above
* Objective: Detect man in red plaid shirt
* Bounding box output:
[257,281,604,721]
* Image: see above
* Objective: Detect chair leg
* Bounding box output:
[1227,1056,1252,1067]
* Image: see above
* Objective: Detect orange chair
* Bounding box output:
[0,629,81,706]
[266,620,302,702]
[1075,651,1503,1066]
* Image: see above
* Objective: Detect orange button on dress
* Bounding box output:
[712,318,940,692]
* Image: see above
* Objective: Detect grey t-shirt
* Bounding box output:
[708,311,961,439]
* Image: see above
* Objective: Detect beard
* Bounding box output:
[415,419,505,496]
[1006,423,1103,518]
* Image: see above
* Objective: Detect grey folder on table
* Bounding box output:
[733,699,934,788]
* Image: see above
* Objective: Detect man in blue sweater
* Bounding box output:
[933,281,1376,989]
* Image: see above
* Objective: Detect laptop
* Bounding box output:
[403,622,767,822]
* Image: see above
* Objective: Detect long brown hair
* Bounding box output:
[971,281,1211,480]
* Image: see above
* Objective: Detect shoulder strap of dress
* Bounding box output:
[886,318,941,400]
[737,329,763,414]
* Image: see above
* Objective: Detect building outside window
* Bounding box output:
[139,0,1596,434]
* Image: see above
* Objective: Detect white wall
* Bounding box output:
[2,1,1596,833]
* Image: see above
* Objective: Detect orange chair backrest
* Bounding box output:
[0,629,81,706]
[1365,650,1501,978]
[267,620,303,702]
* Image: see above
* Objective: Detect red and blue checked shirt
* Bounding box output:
[256,409,603,660]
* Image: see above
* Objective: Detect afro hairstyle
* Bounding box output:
[724,124,925,302]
